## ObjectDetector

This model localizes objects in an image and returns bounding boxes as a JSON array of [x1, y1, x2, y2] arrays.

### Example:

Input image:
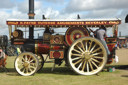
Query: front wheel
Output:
[[14, 52, 39, 76], [68, 37, 107, 75]]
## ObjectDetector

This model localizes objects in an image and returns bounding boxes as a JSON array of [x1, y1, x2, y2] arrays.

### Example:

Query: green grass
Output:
[[0, 57, 128, 85]]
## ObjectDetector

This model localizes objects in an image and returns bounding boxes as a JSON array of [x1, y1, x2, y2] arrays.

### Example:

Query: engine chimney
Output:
[[28, 0, 35, 39], [125, 14, 128, 23]]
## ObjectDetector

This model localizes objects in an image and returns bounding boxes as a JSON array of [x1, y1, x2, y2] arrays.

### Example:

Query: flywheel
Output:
[[65, 27, 89, 46]]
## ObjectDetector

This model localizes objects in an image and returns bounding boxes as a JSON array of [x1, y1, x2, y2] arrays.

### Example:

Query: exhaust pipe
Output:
[[28, 0, 35, 39]]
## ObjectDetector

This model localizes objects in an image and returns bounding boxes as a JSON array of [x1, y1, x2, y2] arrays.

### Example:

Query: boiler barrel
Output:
[[23, 41, 50, 54]]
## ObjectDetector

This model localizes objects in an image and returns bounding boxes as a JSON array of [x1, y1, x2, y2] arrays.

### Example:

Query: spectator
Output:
[[89, 25, 110, 55]]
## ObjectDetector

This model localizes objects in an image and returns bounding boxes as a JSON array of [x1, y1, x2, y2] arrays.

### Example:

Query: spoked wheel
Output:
[[68, 37, 107, 75], [37, 54, 44, 71], [15, 52, 39, 76]]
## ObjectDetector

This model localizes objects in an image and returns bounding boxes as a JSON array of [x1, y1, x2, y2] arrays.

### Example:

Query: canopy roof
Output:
[[7, 18, 121, 27]]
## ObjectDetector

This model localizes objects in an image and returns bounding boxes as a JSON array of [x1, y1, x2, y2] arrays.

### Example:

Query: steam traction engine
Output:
[[6, 18, 121, 76]]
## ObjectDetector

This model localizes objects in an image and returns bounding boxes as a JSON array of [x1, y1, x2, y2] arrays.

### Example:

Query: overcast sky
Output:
[[0, 0, 128, 37]]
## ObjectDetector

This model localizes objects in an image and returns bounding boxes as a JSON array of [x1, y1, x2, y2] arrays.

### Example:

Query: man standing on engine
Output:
[[89, 25, 110, 55], [96, 25, 110, 55]]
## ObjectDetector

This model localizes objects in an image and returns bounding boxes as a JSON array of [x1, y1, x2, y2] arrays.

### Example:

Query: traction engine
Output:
[[5, 0, 121, 76], [6, 18, 121, 76]]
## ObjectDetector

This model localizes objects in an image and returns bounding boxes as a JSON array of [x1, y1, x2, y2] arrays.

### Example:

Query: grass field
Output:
[[0, 49, 128, 85]]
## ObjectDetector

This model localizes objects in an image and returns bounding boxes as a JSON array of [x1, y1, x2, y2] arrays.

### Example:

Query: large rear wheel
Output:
[[68, 37, 107, 75], [15, 52, 39, 76]]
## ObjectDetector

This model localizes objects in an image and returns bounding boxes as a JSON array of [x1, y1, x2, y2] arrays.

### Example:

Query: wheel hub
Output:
[[23, 62, 29, 67], [82, 52, 91, 61]]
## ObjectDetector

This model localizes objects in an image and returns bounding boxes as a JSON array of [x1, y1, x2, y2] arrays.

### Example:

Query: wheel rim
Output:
[[68, 37, 107, 75], [15, 52, 39, 76], [37, 54, 44, 71]]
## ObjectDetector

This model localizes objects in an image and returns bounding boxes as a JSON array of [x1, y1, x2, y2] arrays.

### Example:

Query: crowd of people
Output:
[[116, 41, 128, 49]]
